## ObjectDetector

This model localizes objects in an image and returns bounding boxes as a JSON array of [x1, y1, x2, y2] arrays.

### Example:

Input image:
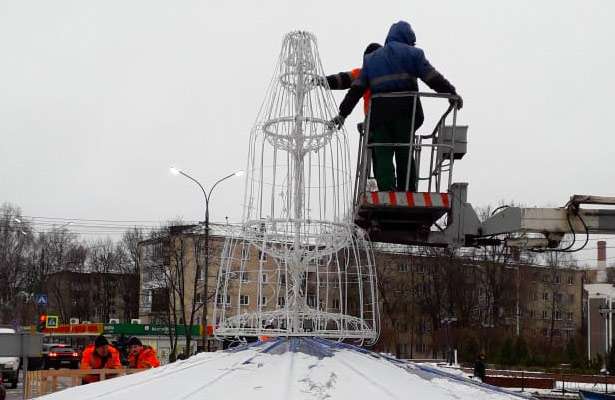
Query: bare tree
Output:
[[0, 203, 32, 323]]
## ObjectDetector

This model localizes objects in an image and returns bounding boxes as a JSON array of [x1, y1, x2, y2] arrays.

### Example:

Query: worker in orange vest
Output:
[[80, 335, 122, 384], [127, 337, 161, 369], [315, 43, 382, 192], [315, 43, 381, 121]]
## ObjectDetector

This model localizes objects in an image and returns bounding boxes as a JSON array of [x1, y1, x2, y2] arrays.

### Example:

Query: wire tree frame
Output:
[[213, 31, 379, 344]]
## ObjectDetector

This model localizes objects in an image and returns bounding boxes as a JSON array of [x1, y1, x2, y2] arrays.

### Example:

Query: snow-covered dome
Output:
[[36, 338, 529, 400]]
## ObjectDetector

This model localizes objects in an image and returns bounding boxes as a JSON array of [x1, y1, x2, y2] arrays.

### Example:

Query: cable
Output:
[[490, 205, 510, 216]]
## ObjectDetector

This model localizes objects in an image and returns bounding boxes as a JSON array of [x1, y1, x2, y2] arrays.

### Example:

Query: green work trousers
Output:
[[371, 117, 417, 192]]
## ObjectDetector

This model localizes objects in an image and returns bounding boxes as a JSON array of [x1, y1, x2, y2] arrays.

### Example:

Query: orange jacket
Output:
[[327, 68, 371, 116], [128, 346, 160, 369], [80, 344, 122, 383], [349, 68, 371, 116]]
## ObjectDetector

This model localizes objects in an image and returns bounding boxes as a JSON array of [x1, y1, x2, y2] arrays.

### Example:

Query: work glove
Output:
[[449, 94, 463, 110], [310, 75, 327, 87], [330, 114, 345, 130]]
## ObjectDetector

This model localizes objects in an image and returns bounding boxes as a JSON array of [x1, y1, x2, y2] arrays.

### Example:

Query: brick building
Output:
[[137, 228, 590, 360], [44, 270, 139, 324], [370, 247, 589, 360]]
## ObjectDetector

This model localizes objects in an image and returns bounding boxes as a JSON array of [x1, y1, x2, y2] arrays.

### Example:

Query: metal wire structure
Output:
[[213, 31, 379, 344]]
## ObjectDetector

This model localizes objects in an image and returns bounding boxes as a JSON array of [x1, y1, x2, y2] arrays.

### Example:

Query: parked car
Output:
[[41, 344, 80, 370], [0, 328, 20, 389]]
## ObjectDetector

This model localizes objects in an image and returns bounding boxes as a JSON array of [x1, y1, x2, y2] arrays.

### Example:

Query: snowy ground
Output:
[[35, 338, 531, 400]]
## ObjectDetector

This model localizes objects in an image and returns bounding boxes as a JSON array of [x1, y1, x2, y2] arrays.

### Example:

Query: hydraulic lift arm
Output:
[[475, 195, 615, 249]]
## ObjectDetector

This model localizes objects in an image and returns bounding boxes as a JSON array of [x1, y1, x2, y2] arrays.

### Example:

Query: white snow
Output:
[[36, 338, 529, 400]]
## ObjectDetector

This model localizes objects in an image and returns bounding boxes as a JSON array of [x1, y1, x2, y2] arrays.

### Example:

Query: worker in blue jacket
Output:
[[332, 21, 462, 192]]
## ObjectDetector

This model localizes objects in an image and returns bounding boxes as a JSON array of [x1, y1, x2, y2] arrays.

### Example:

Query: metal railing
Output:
[[353, 91, 461, 207]]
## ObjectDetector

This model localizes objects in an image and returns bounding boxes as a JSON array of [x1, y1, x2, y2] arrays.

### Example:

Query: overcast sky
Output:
[[1, 1, 614, 264]]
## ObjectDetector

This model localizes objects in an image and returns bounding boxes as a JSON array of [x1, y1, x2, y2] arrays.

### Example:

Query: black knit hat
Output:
[[364, 42, 382, 55], [94, 335, 109, 348], [127, 336, 142, 347]]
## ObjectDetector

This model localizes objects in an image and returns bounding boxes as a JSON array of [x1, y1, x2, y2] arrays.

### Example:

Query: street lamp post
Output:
[[170, 167, 243, 351]]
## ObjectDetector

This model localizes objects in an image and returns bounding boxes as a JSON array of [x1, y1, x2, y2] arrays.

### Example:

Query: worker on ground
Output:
[[80, 334, 122, 384], [331, 21, 463, 192], [127, 337, 161, 369], [473, 353, 486, 382]]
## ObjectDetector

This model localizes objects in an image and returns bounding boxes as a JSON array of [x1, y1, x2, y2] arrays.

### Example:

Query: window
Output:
[[415, 342, 427, 353], [307, 294, 316, 307], [240, 271, 250, 283], [565, 329, 574, 338], [278, 296, 285, 306], [542, 310, 549, 319], [542, 274, 550, 283], [554, 275, 561, 284], [280, 273, 286, 285], [567, 311, 574, 321], [567, 275, 574, 285], [554, 293, 562, 302], [261, 296, 267, 306], [217, 294, 230, 305], [398, 263, 408, 272], [568, 293, 575, 304], [258, 250, 267, 261], [542, 328, 549, 337], [333, 298, 340, 310], [542, 292, 549, 301], [529, 291, 537, 301], [555, 310, 562, 320], [241, 247, 250, 260], [418, 319, 429, 334], [240, 295, 249, 306], [195, 292, 203, 304], [553, 329, 561, 337], [261, 273, 268, 283], [396, 343, 408, 357], [416, 264, 424, 274], [529, 309, 536, 319]]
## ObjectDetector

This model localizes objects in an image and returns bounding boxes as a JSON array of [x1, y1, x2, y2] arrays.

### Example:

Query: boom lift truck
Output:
[[353, 92, 615, 249]]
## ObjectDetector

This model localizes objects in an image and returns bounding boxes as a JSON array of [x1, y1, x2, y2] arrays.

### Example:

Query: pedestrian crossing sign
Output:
[[46, 315, 59, 329]]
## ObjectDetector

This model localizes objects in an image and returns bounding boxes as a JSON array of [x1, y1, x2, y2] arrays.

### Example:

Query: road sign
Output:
[[45, 315, 59, 329], [35, 294, 48, 306]]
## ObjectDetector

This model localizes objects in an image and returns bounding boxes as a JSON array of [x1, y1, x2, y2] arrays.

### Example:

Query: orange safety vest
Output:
[[128, 346, 161, 369], [350, 68, 371, 115], [80, 344, 122, 383]]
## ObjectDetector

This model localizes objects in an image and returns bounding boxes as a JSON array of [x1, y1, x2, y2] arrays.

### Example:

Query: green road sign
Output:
[[103, 323, 201, 337]]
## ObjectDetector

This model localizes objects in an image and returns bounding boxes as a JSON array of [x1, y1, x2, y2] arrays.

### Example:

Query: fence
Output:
[[25, 368, 144, 398], [460, 367, 615, 394]]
